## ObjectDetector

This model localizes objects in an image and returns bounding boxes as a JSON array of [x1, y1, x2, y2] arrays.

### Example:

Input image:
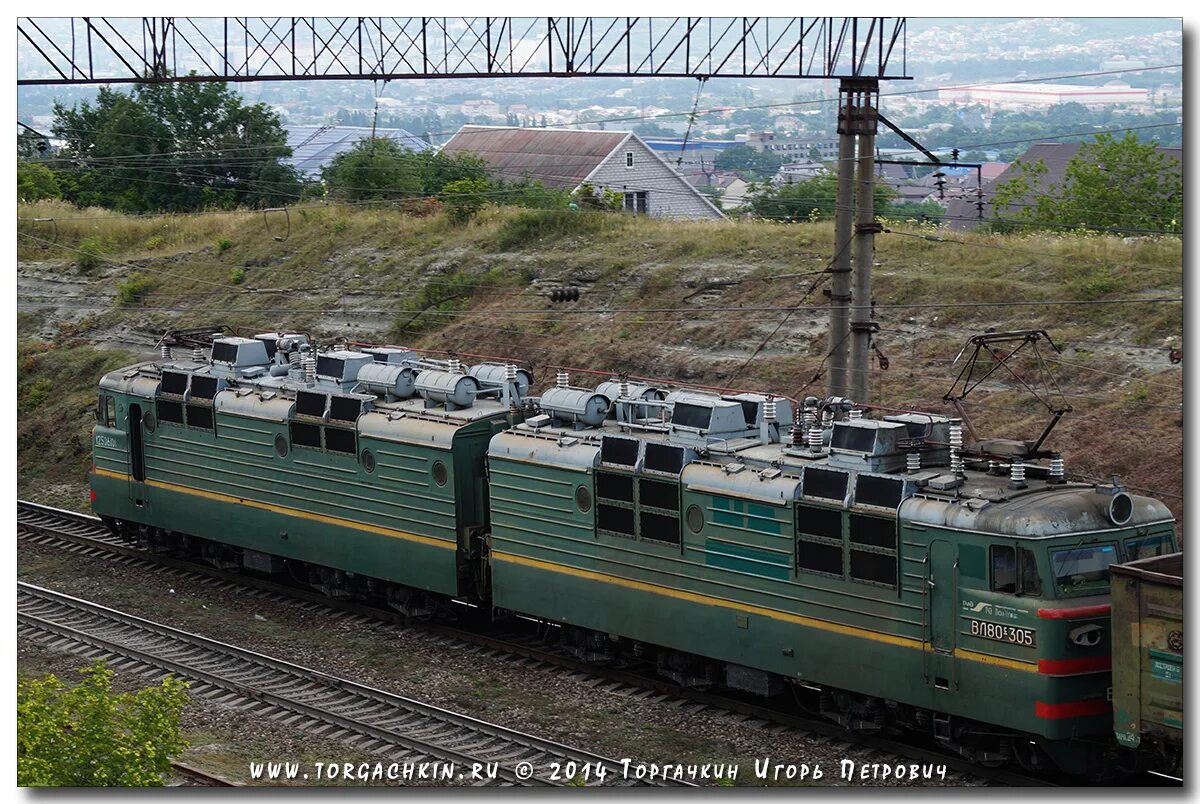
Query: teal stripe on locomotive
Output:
[[92, 392, 500, 598]]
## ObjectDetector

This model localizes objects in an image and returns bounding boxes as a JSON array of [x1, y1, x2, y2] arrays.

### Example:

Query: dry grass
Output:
[[16, 201, 1183, 520]]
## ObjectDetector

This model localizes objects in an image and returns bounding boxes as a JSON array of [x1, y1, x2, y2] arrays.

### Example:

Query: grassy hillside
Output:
[[17, 200, 1183, 520]]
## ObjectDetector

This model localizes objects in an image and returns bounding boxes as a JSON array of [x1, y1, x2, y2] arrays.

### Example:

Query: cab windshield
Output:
[[1124, 533, 1174, 561], [1050, 542, 1118, 591]]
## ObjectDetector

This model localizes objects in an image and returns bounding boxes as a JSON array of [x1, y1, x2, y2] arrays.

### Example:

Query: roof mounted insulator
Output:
[[1009, 461, 1027, 490], [1048, 453, 1065, 484], [807, 422, 824, 450], [764, 396, 777, 423], [556, 370, 569, 389], [848, 407, 863, 420], [907, 451, 921, 473], [192, 346, 204, 362], [160, 344, 171, 361], [449, 358, 463, 374], [304, 354, 317, 385], [949, 419, 964, 478]]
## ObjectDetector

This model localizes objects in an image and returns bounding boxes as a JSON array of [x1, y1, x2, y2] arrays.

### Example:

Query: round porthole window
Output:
[[274, 433, 289, 458], [686, 504, 704, 534], [361, 448, 376, 473], [432, 461, 448, 487], [575, 486, 593, 513], [143, 412, 157, 433]]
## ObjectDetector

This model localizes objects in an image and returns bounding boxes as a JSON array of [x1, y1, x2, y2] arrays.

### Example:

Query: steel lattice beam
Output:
[[17, 17, 909, 85]]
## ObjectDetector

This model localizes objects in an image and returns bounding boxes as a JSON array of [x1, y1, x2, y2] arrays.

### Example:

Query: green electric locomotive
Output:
[[90, 330, 1179, 779]]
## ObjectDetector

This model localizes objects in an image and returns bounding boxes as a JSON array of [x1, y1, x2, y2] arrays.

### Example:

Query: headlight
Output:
[[1069, 624, 1103, 647]]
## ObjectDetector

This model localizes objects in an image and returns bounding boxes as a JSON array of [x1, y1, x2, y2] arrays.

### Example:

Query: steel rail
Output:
[[17, 575, 684, 788]]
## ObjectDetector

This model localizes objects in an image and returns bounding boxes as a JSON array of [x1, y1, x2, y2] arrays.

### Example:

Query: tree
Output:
[[633, 120, 680, 138], [990, 132, 1182, 233], [321, 139, 491, 202], [17, 162, 61, 202], [321, 138, 423, 201], [748, 172, 895, 222], [50, 80, 304, 212], [18, 661, 189, 786]]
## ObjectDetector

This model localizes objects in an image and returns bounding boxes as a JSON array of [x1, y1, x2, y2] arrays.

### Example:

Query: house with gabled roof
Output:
[[439, 125, 724, 220], [943, 142, 1182, 230]]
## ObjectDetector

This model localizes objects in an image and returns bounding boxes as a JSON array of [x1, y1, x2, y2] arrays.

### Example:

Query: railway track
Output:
[[18, 500, 1052, 787], [17, 580, 686, 788]]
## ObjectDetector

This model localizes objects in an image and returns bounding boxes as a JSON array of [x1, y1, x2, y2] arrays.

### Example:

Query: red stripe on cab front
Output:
[[1037, 656, 1112, 675], [1037, 604, 1111, 620], [1035, 699, 1112, 719]]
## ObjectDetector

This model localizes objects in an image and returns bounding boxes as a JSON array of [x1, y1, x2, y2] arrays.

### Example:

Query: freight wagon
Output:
[[1111, 551, 1183, 774]]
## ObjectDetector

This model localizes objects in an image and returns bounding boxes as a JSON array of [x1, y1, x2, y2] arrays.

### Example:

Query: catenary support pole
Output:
[[849, 97, 878, 405], [827, 83, 856, 400]]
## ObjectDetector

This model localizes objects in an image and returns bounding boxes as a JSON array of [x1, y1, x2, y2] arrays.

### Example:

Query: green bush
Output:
[[22, 377, 53, 411], [115, 272, 157, 305], [18, 660, 189, 786], [230, 267, 246, 285], [441, 178, 491, 225], [76, 236, 110, 273], [494, 208, 620, 250], [216, 237, 234, 253]]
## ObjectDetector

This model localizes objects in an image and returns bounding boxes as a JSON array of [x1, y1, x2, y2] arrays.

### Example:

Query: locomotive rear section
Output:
[[89, 329, 1181, 782], [91, 332, 523, 614]]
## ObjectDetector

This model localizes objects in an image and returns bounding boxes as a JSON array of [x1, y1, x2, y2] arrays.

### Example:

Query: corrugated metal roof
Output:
[[438, 126, 629, 188], [285, 125, 429, 177]]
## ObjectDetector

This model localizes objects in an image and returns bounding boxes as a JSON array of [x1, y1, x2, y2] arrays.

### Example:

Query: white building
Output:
[[937, 82, 1150, 110], [439, 126, 724, 220]]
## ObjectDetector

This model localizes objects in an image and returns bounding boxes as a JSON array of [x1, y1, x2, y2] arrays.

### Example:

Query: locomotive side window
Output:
[[1019, 548, 1043, 596], [990, 545, 1017, 593], [97, 394, 116, 427]]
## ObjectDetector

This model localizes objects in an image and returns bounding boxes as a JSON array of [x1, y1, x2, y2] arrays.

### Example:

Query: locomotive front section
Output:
[[900, 473, 1175, 769]]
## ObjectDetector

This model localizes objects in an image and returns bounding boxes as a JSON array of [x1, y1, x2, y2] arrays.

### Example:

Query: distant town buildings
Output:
[[775, 160, 826, 184], [459, 99, 503, 119], [937, 81, 1150, 110]]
